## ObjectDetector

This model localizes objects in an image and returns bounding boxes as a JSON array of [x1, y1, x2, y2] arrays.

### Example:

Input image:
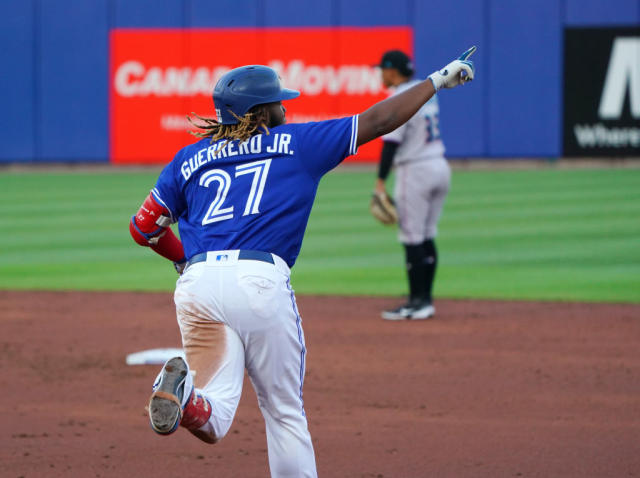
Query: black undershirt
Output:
[[377, 141, 399, 181]]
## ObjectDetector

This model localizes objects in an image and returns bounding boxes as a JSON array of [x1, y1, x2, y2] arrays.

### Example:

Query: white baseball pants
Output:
[[173, 250, 317, 478], [394, 157, 451, 244]]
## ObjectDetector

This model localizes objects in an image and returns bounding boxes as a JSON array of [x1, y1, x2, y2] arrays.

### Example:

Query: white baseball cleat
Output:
[[381, 301, 435, 320], [381, 303, 414, 320], [148, 356, 189, 435], [409, 303, 435, 320], [148, 356, 213, 438]]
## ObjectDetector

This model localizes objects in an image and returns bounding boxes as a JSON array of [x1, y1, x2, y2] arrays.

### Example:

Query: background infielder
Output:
[[129, 47, 475, 477], [376, 50, 453, 321]]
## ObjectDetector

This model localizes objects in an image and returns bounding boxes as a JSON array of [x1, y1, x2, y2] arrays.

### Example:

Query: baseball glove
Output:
[[370, 191, 398, 225]]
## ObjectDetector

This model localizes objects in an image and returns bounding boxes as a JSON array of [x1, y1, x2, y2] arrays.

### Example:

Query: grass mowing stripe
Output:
[[1, 199, 141, 215], [1, 167, 639, 302], [447, 183, 639, 201], [441, 242, 637, 266], [444, 221, 639, 241], [437, 264, 640, 302], [292, 166, 640, 302], [446, 195, 640, 214]]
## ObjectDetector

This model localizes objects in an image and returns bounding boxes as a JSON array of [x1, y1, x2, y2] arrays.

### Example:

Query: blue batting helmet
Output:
[[213, 65, 300, 125]]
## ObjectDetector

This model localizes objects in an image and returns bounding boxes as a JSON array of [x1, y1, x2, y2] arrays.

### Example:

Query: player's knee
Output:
[[213, 417, 234, 440], [204, 397, 240, 441], [404, 243, 423, 262], [422, 238, 437, 255], [188, 423, 220, 444], [187, 405, 232, 443]]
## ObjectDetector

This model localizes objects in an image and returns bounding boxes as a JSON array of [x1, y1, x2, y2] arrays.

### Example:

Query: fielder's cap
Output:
[[378, 50, 414, 77]]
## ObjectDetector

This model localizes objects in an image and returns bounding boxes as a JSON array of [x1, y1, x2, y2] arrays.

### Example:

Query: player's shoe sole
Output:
[[148, 356, 188, 435]]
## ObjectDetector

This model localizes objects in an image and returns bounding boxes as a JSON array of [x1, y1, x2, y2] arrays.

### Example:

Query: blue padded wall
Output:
[[188, 0, 261, 27], [414, 0, 486, 156], [488, 0, 563, 157], [0, 0, 36, 161], [263, 0, 334, 26], [113, 0, 185, 28], [565, 0, 640, 26], [338, 0, 412, 25], [39, 0, 110, 161], [1, 0, 638, 162]]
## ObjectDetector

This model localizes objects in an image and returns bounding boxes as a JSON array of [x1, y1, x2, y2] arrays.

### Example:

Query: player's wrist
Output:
[[427, 74, 442, 92], [173, 257, 187, 275]]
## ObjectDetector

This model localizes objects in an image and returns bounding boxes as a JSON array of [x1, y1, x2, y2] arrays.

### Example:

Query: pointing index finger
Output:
[[458, 45, 477, 61]]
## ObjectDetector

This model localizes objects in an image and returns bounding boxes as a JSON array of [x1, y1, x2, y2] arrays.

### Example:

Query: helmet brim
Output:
[[278, 88, 300, 101]]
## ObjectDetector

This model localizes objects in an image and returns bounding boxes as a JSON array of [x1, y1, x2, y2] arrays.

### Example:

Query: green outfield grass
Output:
[[1, 165, 639, 303]]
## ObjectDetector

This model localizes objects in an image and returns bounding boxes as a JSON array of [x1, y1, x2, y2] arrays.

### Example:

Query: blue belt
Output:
[[186, 250, 275, 269]]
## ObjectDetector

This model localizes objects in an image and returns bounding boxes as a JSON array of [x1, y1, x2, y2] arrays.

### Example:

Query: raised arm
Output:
[[357, 46, 477, 147]]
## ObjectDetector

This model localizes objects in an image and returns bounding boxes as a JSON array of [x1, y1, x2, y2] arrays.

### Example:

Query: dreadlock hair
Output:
[[187, 104, 271, 144]]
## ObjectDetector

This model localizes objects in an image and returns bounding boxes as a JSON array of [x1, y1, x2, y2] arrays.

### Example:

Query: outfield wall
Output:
[[1, 0, 639, 163]]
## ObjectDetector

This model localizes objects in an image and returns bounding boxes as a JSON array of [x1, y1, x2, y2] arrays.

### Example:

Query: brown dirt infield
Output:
[[2, 291, 639, 478]]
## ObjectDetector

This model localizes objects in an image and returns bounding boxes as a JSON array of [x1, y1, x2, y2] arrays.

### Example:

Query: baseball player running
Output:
[[129, 47, 475, 477], [376, 50, 454, 321]]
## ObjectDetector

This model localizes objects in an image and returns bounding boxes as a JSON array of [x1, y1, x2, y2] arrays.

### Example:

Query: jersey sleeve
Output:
[[294, 116, 359, 180], [151, 157, 186, 223]]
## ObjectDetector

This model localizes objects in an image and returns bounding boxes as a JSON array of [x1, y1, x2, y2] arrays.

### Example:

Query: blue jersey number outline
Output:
[[199, 159, 272, 225], [425, 113, 441, 143]]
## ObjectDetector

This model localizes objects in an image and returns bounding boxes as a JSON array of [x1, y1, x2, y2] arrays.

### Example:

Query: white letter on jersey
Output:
[[278, 134, 292, 154], [238, 139, 250, 155], [599, 37, 640, 119], [266, 134, 279, 153], [250, 135, 262, 154], [181, 161, 191, 181]]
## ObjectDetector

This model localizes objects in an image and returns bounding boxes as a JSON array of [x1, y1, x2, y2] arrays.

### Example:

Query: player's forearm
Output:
[[150, 228, 185, 263], [357, 79, 435, 146], [129, 192, 186, 267], [358, 46, 477, 147]]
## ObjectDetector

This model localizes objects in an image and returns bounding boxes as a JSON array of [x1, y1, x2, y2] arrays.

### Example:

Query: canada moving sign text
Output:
[[110, 28, 412, 164]]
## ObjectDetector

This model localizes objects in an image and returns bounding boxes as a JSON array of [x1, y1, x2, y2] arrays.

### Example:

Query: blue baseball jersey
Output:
[[152, 116, 359, 267]]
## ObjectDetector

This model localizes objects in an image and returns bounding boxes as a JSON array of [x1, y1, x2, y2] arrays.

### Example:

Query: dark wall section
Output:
[[1, 0, 638, 162]]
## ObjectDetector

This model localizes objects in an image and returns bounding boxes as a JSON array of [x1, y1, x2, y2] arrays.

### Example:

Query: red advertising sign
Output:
[[110, 27, 412, 164]]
